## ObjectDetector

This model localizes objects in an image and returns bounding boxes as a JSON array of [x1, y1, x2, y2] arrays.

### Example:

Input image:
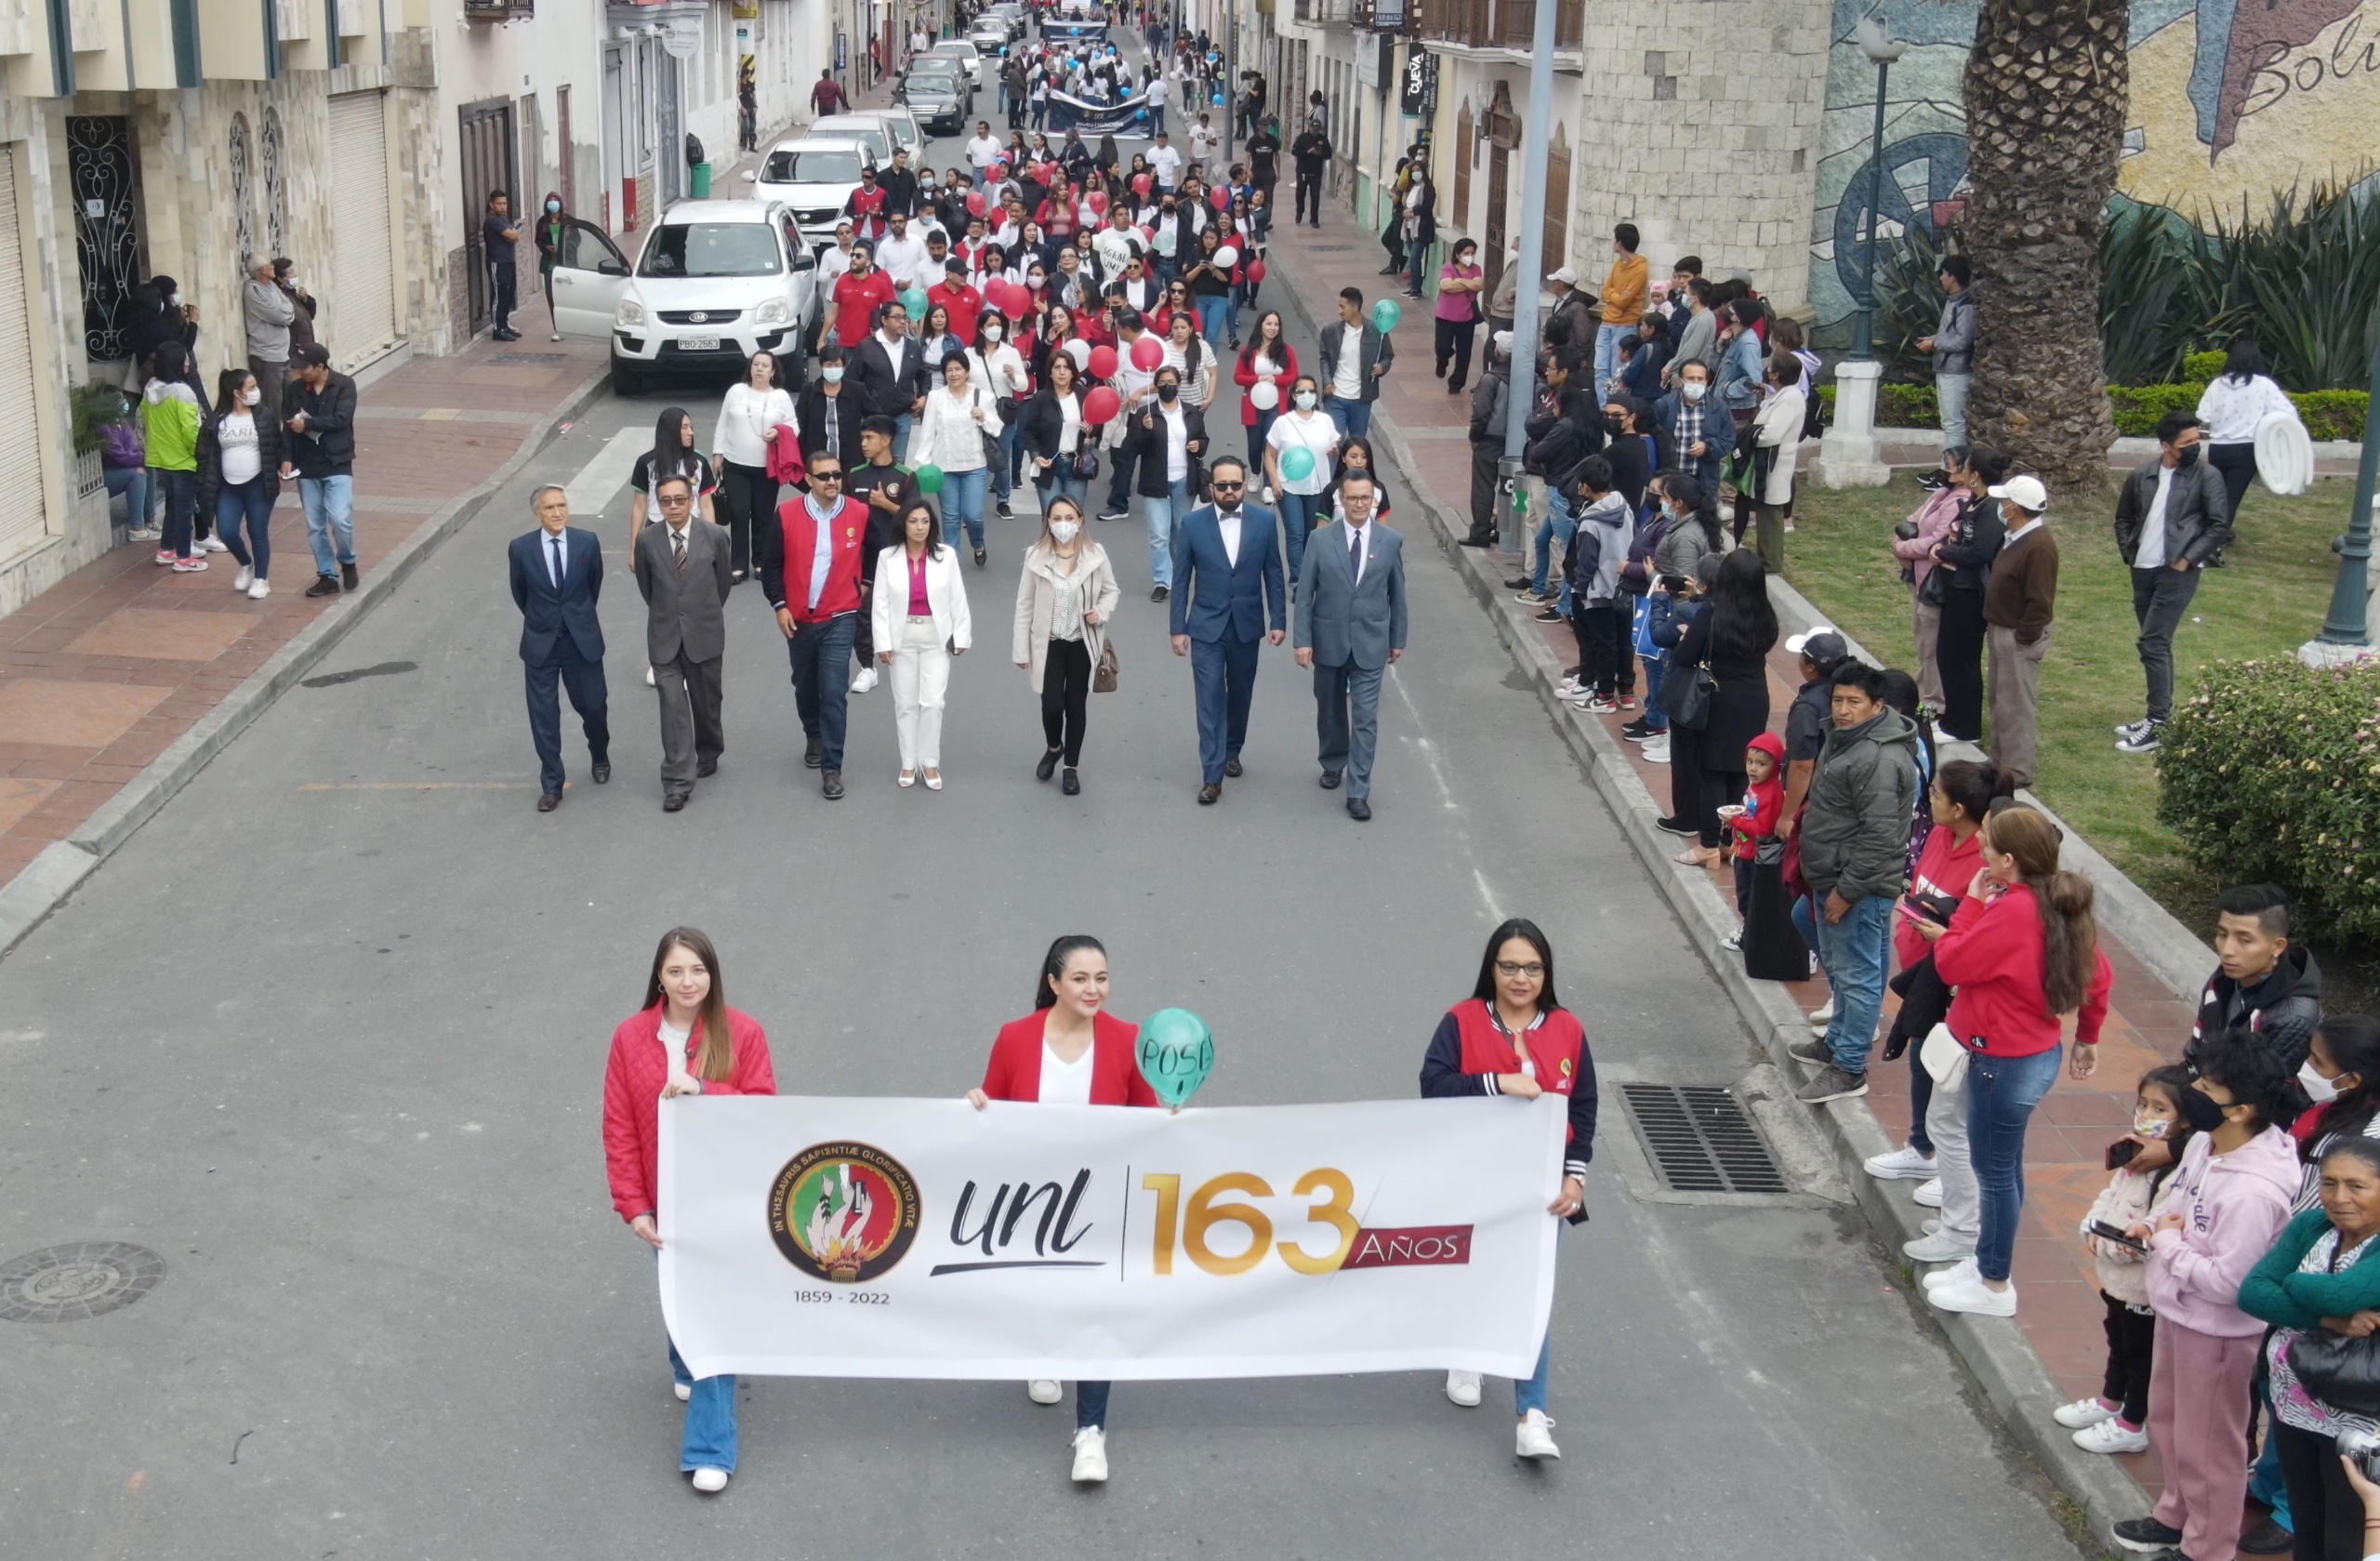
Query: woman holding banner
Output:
[[1419, 918, 1597, 1461], [967, 933, 1157, 1481], [600, 927, 777, 1496]]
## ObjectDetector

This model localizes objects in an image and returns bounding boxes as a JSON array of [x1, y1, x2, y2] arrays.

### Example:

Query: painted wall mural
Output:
[[1808, 0, 2380, 336]]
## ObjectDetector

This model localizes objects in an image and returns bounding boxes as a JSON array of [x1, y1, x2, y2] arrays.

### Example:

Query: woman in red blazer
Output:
[[600, 926, 775, 1497], [967, 933, 1155, 1484]]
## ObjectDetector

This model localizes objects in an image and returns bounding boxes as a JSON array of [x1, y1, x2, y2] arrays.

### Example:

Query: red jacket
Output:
[[981, 1009, 1159, 1106], [601, 1003, 776, 1223], [1894, 821, 1985, 969], [1232, 341, 1300, 427], [1932, 882, 2113, 1057], [769, 494, 868, 623]]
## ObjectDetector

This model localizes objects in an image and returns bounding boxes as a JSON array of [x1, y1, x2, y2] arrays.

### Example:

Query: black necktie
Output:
[[549, 535, 564, 589]]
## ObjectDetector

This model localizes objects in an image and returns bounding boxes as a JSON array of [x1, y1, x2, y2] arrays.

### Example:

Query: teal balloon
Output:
[[900, 286, 929, 318], [1136, 1009, 1214, 1108], [914, 462, 945, 496], [1278, 445, 1316, 483], [1369, 298, 1403, 334]]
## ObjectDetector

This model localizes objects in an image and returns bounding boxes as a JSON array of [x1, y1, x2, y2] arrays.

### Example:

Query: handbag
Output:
[[1661, 664, 1715, 731], [1918, 561, 1950, 607], [1919, 1023, 1970, 1090], [2289, 1323, 2380, 1417], [996, 395, 1020, 426], [1092, 636, 1119, 693], [1072, 447, 1101, 481]]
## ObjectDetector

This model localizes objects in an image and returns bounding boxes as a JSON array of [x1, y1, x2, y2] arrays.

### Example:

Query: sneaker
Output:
[[340, 562, 358, 590], [1151, 585, 1169, 602], [305, 574, 341, 598], [1639, 736, 1669, 764], [247, 578, 271, 601], [155, 549, 177, 565], [1532, 606, 1565, 624], [1928, 1274, 2016, 1317], [1027, 1379, 1063, 1405], [1864, 1145, 1937, 1182], [1618, 695, 1638, 711], [126, 526, 160, 542], [1097, 508, 1130, 523], [1795, 1065, 1869, 1105], [1445, 1369, 1481, 1408], [1911, 1177, 1945, 1209], [1071, 1425, 1109, 1482], [973, 547, 987, 568], [645, 665, 657, 688], [850, 664, 879, 695], [2116, 722, 2163, 756], [1922, 1255, 1977, 1290], [1786, 1038, 1832, 1065], [171, 556, 208, 573], [1514, 1409, 1560, 1460], [997, 499, 1014, 519], [1721, 931, 1742, 953], [1902, 1229, 1975, 1263], [1921, 1218, 1941, 1234], [1915, 470, 1950, 492], [199, 535, 229, 552], [1514, 586, 1552, 603], [2053, 1396, 2121, 1430], [1808, 998, 1835, 1029], [232, 564, 254, 593], [1620, 718, 1653, 741], [1654, 815, 1698, 838], [1504, 575, 1533, 590], [2114, 717, 2153, 739], [1574, 694, 1620, 714], [674, 1382, 692, 1402], [1556, 674, 1584, 696], [2110, 1517, 2185, 1553], [689, 1466, 729, 1493]]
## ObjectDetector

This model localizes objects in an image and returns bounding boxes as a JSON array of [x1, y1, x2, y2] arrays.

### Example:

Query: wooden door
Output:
[[459, 99, 519, 333]]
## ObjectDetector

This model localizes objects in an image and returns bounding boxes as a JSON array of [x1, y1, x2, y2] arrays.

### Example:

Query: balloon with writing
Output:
[[1136, 1009, 1214, 1109]]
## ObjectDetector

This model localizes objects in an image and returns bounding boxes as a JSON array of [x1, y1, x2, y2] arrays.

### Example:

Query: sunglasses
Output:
[[1210, 480, 1244, 491]]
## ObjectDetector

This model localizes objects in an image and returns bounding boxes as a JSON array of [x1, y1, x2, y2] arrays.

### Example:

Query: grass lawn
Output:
[[1780, 470, 2361, 986]]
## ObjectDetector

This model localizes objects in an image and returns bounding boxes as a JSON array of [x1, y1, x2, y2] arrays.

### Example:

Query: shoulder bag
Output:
[[1660, 661, 1715, 731], [2289, 1315, 2380, 1418], [1093, 636, 1120, 693]]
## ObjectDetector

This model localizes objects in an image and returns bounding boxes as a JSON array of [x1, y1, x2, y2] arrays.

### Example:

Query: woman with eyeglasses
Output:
[[1420, 918, 1596, 1461]]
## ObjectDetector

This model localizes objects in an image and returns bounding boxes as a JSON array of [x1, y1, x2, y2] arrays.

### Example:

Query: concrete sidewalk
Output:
[[1260, 215, 2204, 1528]]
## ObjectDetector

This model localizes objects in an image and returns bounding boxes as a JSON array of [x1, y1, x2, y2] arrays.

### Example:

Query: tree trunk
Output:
[[1961, 0, 2127, 496]]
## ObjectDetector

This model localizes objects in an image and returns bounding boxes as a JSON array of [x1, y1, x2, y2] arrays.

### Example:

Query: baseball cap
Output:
[[1786, 628, 1846, 665], [1548, 266, 1579, 285], [945, 257, 968, 273], [1988, 474, 2049, 513], [298, 343, 332, 367]]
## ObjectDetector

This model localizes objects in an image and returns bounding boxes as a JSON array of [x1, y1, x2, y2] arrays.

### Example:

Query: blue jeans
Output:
[[1791, 891, 1892, 1075], [1529, 492, 1575, 613], [1036, 468, 1088, 509], [104, 464, 154, 529], [785, 610, 858, 772], [892, 412, 916, 463], [989, 421, 1021, 502], [298, 474, 355, 577], [1195, 295, 1230, 350], [665, 1325, 736, 1472], [1078, 1380, 1110, 1429], [1967, 1044, 2062, 1284], [939, 466, 988, 548], [1639, 657, 1668, 732], [1594, 321, 1628, 398], [1325, 395, 1371, 441], [1245, 409, 1277, 476], [152, 468, 197, 559], [1142, 479, 1191, 589], [1276, 489, 1319, 591], [214, 477, 273, 576], [1514, 1331, 1553, 1417]]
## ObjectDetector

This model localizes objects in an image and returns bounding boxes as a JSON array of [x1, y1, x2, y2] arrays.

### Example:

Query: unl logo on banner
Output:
[[1341, 1225, 1473, 1270]]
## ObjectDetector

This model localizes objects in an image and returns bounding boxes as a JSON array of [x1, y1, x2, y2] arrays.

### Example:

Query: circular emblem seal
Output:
[[768, 1142, 920, 1283]]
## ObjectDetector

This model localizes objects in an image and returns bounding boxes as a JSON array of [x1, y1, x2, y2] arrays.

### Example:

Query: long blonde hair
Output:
[[642, 927, 734, 1082]]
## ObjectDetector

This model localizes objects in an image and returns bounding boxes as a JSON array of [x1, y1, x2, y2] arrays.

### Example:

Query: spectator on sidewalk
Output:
[[99, 390, 156, 539], [1518, 379, 1600, 624], [1616, 320, 1668, 403], [273, 258, 319, 362], [1980, 473, 2056, 789], [2112, 409, 2232, 756], [1317, 287, 1393, 442], [1715, 299, 1765, 427], [1662, 257, 1703, 355], [810, 69, 846, 118], [242, 254, 297, 419], [142, 343, 205, 572], [1656, 549, 1776, 857], [1661, 278, 1719, 390], [2186, 884, 2324, 1075], [1289, 123, 1331, 228], [1487, 238, 1521, 338], [1790, 659, 1922, 1106], [1657, 359, 1723, 496], [196, 366, 281, 601], [483, 191, 522, 343], [1561, 456, 1632, 714], [1594, 224, 1649, 397], [1891, 468, 1964, 710], [1777, 628, 1844, 840], [1929, 444, 2007, 741], [281, 343, 361, 598], [1746, 353, 1805, 570], [1434, 238, 1485, 396], [1916, 256, 1975, 452], [1543, 268, 1593, 355], [1463, 331, 1512, 549]]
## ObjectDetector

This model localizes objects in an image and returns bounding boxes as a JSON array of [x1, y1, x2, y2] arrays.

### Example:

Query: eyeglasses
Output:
[[1210, 480, 1243, 491], [1495, 960, 1546, 979], [810, 469, 844, 481]]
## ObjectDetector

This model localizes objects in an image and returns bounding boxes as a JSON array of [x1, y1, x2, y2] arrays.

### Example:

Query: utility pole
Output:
[[1494, 0, 1558, 543]]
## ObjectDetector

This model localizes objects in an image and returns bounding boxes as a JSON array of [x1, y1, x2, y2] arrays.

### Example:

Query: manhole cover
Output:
[[0, 1242, 166, 1322], [1620, 1084, 1789, 1194]]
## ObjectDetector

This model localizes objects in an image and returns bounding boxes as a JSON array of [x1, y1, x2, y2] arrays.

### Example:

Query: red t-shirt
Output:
[[831, 268, 897, 350], [929, 282, 984, 348]]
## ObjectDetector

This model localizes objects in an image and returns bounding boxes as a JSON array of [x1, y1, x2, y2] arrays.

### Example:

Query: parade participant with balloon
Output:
[[1419, 918, 1595, 1461], [1317, 286, 1398, 441], [967, 933, 1158, 1478], [1186, 226, 1236, 349], [906, 351, 1000, 567], [1233, 311, 1297, 484], [1163, 308, 1217, 411], [1024, 349, 1094, 509], [1265, 373, 1340, 588]]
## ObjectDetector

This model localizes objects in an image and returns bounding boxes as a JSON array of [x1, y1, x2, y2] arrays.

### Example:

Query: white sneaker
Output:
[[1864, 1144, 1937, 1182], [1921, 1218, 1941, 1235], [1928, 1275, 2017, 1317], [2073, 1417, 2149, 1454], [1028, 1379, 1063, 1405], [1808, 999, 1835, 1031], [2053, 1396, 2120, 1430], [1514, 1409, 1560, 1460], [1071, 1425, 1109, 1482], [248, 578, 271, 601], [199, 535, 229, 552], [171, 556, 209, 573], [1903, 1229, 1976, 1263], [1445, 1369, 1482, 1408], [1922, 1255, 1977, 1290], [674, 1382, 691, 1402], [232, 564, 254, 593], [1639, 736, 1670, 764], [126, 525, 160, 542], [645, 665, 656, 687], [1911, 1177, 1945, 1209], [850, 665, 879, 694], [689, 1466, 729, 1493]]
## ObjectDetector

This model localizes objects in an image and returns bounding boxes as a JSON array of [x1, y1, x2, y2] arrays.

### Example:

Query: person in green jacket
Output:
[[2241, 1138, 2380, 1561], [142, 340, 205, 571]]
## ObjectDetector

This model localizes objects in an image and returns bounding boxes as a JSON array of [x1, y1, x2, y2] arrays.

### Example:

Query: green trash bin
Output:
[[689, 162, 712, 199]]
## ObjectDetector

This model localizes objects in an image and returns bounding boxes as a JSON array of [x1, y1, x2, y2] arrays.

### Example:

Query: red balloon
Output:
[[997, 281, 1031, 319], [1130, 335, 1164, 371], [1210, 186, 1231, 212], [1247, 259, 1266, 284], [1088, 344, 1119, 378], [966, 191, 986, 217], [1082, 386, 1121, 424], [1131, 172, 1152, 196], [1088, 190, 1109, 214]]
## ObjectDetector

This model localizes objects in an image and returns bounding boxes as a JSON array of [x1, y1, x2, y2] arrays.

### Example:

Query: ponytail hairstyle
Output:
[[1035, 933, 1108, 1010], [2304, 1014, 2380, 1159], [1662, 472, 1725, 552], [1933, 758, 2012, 828], [642, 926, 735, 1083], [1981, 806, 2098, 1016]]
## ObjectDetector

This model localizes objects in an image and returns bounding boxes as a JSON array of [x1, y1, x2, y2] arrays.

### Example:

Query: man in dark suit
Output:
[[507, 484, 611, 812], [1295, 470, 1407, 821], [632, 474, 734, 813], [1169, 455, 1284, 804]]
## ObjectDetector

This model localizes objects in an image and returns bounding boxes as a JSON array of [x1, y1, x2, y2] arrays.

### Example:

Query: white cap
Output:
[[1988, 474, 2049, 514], [1492, 329, 1514, 356], [1548, 267, 1579, 285]]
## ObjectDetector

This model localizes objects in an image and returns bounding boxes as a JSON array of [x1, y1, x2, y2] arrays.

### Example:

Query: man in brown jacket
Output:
[[1981, 474, 2057, 787]]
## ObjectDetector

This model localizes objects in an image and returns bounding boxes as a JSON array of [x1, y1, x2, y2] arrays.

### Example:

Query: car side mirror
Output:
[[741, 170, 758, 183], [792, 250, 816, 271], [598, 259, 629, 278]]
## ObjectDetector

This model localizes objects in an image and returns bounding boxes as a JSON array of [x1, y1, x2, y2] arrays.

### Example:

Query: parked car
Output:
[[868, 107, 924, 162], [929, 37, 985, 87], [547, 200, 820, 396], [897, 60, 972, 135], [967, 21, 1008, 56], [808, 113, 893, 169], [749, 139, 875, 249]]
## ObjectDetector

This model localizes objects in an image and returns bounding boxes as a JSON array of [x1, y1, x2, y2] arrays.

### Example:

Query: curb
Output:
[[0, 364, 613, 961], [1268, 277, 2151, 1533]]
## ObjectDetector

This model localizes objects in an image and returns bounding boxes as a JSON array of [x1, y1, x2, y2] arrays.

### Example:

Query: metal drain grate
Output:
[[1620, 1084, 1789, 1194], [0, 1242, 166, 1323]]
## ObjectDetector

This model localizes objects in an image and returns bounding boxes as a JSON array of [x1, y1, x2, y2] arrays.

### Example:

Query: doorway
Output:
[[458, 98, 520, 335], [66, 115, 142, 365]]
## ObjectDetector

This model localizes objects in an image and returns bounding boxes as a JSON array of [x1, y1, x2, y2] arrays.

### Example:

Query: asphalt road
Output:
[[0, 102, 2086, 1561]]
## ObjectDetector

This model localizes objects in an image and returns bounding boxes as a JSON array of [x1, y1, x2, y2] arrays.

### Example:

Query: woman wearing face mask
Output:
[[871, 498, 972, 789], [533, 192, 571, 343], [1434, 237, 1484, 394], [972, 315, 1031, 520], [907, 353, 999, 567], [1264, 374, 1339, 589], [1012, 495, 1117, 794], [709, 351, 796, 583], [600, 926, 776, 1497], [1233, 311, 1297, 487], [1162, 309, 1216, 412], [195, 368, 283, 600]]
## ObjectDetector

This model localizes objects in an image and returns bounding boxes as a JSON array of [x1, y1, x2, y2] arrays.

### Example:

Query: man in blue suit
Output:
[[1295, 470, 1407, 820], [1169, 456, 1284, 804], [508, 484, 611, 812]]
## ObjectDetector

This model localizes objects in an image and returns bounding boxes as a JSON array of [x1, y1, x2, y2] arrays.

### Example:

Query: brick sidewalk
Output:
[[0, 340, 605, 886], [1260, 216, 2190, 1502]]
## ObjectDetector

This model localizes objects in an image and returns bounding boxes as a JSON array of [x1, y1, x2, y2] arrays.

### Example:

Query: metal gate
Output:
[[458, 98, 519, 334], [66, 115, 141, 363]]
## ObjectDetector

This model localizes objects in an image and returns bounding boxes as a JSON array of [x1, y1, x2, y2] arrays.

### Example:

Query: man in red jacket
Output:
[[761, 448, 870, 798]]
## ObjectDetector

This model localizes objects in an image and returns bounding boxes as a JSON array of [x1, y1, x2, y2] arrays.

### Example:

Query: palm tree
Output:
[[1959, 0, 2128, 493]]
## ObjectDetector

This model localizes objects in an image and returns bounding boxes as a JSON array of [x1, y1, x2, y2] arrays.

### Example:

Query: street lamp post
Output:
[[2307, 326, 2380, 660], [1815, 10, 1908, 490]]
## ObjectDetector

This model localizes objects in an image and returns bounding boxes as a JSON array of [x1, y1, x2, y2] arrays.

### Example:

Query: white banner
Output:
[[658, 1095, 1564, 1382]]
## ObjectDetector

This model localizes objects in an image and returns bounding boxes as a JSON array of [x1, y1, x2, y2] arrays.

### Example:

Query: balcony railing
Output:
[[461, 0, 533, 19], [1421, 0, 1579, 49]]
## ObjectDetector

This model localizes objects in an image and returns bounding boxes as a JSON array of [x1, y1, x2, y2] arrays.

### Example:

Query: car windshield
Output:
[[909, 66, 962, 87], [763, 147, 863, 183], [639, 223, 782, 279]]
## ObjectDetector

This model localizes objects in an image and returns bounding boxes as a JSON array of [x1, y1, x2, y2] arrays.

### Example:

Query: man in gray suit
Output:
[[1294, 470, 1407, 821], [632, 473, 734, 813]]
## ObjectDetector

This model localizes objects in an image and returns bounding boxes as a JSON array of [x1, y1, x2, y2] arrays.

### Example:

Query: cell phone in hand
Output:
[[2088, 1218, 2149, 1253], [1895, 899, 1940, 927], [2105, 1138, 2141, 1171]]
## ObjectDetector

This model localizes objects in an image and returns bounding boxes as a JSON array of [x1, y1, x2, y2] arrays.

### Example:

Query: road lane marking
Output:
[[566, 427, 648, 519], [296, 783, 541, 791]]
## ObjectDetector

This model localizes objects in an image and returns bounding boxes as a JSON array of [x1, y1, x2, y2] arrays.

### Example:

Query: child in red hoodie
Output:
[[1721, 733, 1785, 944]]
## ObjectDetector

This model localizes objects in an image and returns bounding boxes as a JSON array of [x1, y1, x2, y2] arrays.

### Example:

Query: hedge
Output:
[[2157, 657, 2380, 945], [1814, 378, 2365, 441]]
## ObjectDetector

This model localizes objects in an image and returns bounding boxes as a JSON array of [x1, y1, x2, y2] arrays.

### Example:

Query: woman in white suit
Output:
[[872, 498, 973, 790]]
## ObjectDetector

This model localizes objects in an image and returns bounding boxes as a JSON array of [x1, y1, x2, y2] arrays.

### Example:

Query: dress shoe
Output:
[[1319, 769, 1342, 789], [1197, 783, 1221, 804], [696, 759, 717, 778], [1037, 748, 1062, 782], [2241, 1516, 2294, 1554], [1458, 534, 1492, 548], [822, 770, 844, 800], [536, 792, 561, 812], [1346, 797, 1371, 820], [804, 736, 823, 769], [1061, 768, 1079, 795], [663, 794, 688, 813], [591, 761, 611, 785], [340, 562, 358, 591], [1223, 755, 1242, 778]]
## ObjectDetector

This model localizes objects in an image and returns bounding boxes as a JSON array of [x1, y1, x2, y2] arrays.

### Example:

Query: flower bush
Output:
[[2157, 657, 2380, 943]]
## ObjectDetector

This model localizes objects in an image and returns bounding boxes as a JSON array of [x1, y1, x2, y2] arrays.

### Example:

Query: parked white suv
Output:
[[546, 200, 820, 396], [749, 139, 875, 249]]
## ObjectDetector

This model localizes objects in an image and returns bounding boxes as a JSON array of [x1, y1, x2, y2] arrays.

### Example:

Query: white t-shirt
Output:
[[1148, 144, 1182, 188], [966, 133, 1003, 171], [2136, 466, 2175, 570], [876, 232, 931, 289], [817, 243, 854, 290], [1159, 403, 1190, 483], [1329, 334, 1364, 401], [1267, 410, 1338, 496], [1038, 1039, 1094, 1105], [1146, 75, 1171, 109], [218, 411, 262, 486]]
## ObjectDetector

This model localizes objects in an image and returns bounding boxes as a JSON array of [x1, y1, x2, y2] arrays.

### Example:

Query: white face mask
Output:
[[169, 292, 183, 308], [985, 324, 1003, 341], [1682, 381, 1708, 403], [1048, 519, 1081, 544], [2301, 1060, 2345, 1106], [2134, 1112, 2174, 1139], [823, 365, 845, 384], [243, 387, 261, 407], [1294, 390, 1316, 410]]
